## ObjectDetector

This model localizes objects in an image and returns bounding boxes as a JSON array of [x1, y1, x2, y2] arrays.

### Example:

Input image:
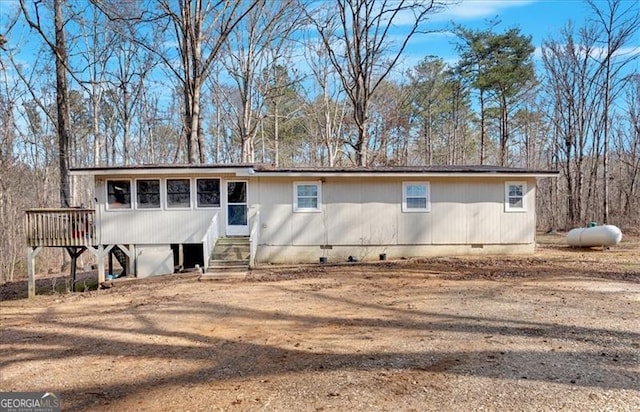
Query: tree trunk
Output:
[[602, 41, 612, 224], [189, 83, 201, 164], [55, 0, 71, 207], [500, 92, 508, 166], [479, 89, 485, 165], [274, 104, 280, 167], [92, 90, 101, 166], [354, 100, 367, 166]]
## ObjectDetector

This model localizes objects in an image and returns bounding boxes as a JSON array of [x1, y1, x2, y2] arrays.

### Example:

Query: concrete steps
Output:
[[207, 237, 249, 273]]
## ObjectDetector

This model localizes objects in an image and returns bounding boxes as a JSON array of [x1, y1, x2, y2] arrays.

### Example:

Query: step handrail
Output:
[[202, 214, 220, 272], [249, 209, 260, 268]]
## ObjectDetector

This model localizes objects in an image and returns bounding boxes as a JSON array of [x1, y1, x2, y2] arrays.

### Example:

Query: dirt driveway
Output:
[[1, 234, 639, 411]]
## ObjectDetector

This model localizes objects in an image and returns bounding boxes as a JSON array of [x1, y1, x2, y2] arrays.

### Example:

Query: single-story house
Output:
[[65, 163, 556, 278]]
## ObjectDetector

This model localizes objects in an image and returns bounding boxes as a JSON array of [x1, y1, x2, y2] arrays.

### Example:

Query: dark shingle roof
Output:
[[70, 163, 558, 176], [252, 164, 557, 174]]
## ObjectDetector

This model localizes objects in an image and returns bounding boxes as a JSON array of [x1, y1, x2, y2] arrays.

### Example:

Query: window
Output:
[[294, 182, 321, 212], [197, 178, 221, 208], [167, 178, 191, 208], [136, 179, 160, 209], [106, 180, 131, 210], [402, 182, 430, 212], [505, 182, 526, 212], [227, 181, 248, 226]]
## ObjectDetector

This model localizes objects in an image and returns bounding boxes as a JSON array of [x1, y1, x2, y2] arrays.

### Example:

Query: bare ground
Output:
[[1, 233, 639, 411]]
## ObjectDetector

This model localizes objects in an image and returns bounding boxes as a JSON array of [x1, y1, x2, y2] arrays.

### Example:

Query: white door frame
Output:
[[225, 180, 249, 236]]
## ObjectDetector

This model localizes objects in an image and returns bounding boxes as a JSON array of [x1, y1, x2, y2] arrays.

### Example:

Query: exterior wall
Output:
[[94, 172, 240, 245], [92, 171, 537, 267], [255, 176, 536, 263], [136, 245, 174, 278], [256, 243, 536, 264]]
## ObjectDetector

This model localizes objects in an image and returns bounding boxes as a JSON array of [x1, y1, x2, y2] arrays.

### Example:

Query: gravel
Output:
[[1, 236, 639, 411]]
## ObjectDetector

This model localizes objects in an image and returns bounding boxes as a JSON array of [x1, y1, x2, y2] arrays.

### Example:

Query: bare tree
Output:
[[617, 76, 640, 223], [110, 24, 158, 165], [0, 13, 64, 281], [155, 0, 258, 164], [74, 3, 117, 166], [303, 35, 348, 166], [542, 23, 605, 227], [586, 0, 639, 223], [0, 34, 21, 282], [20, 0, 73, 206], [220, 0, 303, 163], [367, 79, 413, 166], [307, 0, 447, 166]]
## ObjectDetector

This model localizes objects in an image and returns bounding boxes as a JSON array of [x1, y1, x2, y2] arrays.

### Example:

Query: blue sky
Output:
[[400, 0, 640, 68], [2, 0, 637, 69], [1, 0, 638, 96]]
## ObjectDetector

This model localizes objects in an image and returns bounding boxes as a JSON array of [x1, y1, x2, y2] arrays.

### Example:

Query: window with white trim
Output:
[[505, 181, 526, 212], [196, 178, 221, 208], [136, 179, 161, 209], [402, 182, 430, 212], [106, 180, 131, 210], [294, 182, 321, 212], [167, 178, 192, 208]]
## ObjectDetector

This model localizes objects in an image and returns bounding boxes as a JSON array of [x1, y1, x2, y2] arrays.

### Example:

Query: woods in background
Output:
[[1, 0, 639, 281]]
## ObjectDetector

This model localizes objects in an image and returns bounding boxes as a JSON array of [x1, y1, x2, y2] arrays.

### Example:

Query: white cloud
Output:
[[435, 0, 536, 21], [616, 45, 640, 58]]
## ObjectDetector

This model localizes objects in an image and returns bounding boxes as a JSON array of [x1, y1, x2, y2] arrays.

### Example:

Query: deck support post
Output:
[[65, 246, 87, 292], [27, 246, 43, 299], [108, 250, 114, 278], [88, 245, 114, 284]]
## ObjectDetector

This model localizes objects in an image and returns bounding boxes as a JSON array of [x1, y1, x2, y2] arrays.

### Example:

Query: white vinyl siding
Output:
[[97, 174, 247, 245]]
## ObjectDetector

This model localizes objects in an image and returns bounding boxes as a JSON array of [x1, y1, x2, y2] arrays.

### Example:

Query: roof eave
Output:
[[69, 165, 559, 178], [246, 171, 559, 178], [70, 165, 254, 177]]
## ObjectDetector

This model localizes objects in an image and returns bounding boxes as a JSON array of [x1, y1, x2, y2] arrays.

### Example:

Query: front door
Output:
[[226, 181, 248, 236]]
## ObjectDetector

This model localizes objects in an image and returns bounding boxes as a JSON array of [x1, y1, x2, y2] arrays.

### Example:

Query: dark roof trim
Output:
[[70, 163, 558, 177], [252, 164, 558, 175], [70, 163, 253, 172]]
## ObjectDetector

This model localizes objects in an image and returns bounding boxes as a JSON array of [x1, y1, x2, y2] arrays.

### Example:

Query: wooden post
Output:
[[128, 245, 135, 277], [65, 246, 87, 292], [108, 249, 114, 278], [88, 245, 114, 284], [27, 246, 43, 299]]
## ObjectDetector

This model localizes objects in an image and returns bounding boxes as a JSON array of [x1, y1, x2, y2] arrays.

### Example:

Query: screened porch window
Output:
[[107, 180, 131, 210], [196, 178, 221, 208], [136, 179, 161, 209], [167, 179, 191, 208]]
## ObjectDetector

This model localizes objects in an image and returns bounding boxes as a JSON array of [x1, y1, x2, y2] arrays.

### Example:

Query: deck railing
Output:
[[25, 208, 96, 247]]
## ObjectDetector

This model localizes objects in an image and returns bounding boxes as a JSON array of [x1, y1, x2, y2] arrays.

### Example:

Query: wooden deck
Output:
[[24, 208, 136, 298], [25, 208, 96, 247]]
